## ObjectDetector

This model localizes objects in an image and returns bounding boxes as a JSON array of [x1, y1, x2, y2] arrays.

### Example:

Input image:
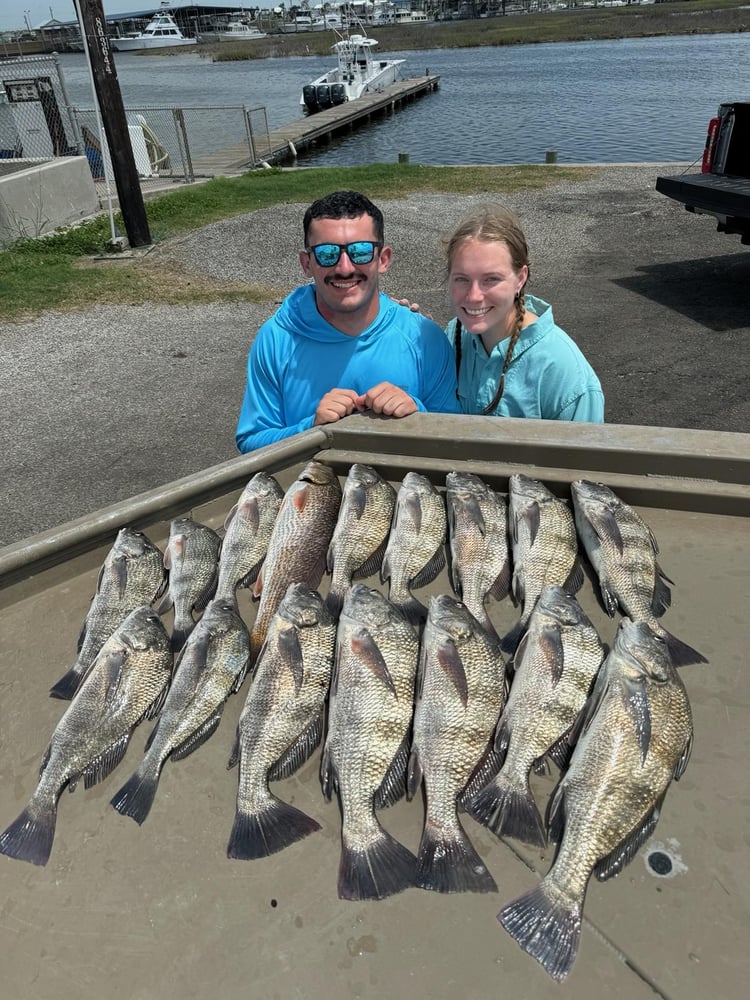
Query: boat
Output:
[[280, 15, 315, 33], [300, 30, 405, 115], [110, 8, 197, 51], [393, 9, 432, 23], [197, 20, 267, 43]]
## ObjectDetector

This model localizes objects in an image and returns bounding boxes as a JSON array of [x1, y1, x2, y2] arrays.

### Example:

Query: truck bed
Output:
[[0, 414, 747, 1000], [655, 171, 750, 224]]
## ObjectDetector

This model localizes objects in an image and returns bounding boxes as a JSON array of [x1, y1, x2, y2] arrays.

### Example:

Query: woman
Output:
[[445, 206, 604, 422]]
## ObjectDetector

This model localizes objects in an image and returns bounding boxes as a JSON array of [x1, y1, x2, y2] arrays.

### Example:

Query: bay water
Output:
[[56, 32, 750, 166]]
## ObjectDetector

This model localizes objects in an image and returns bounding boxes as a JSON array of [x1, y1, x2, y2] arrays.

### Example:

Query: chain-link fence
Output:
[[0, 54, 81, 162]]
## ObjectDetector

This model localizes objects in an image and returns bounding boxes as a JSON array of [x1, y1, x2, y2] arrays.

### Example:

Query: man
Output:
[[235, 190, 460, 453]]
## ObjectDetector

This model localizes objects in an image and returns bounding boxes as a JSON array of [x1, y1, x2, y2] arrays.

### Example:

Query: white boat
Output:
[[393, 9, 432, 23], [197, 20, 267, 43], [301, 31, 405, 114], [110, 10, 197, 51], [280, 15, 315, 33]]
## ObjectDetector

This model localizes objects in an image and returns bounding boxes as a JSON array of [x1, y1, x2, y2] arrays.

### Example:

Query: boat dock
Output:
[[191, 74, 440, 175]]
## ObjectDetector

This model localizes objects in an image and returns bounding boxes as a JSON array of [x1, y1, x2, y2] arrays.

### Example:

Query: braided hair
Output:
[[446, 206, 530, 414]]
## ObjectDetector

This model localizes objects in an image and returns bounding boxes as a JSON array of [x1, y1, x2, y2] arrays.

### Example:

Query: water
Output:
[[55, 33, 750, 166]]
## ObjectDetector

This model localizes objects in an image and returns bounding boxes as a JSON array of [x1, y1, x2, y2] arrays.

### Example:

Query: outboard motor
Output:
[[316, 84, 333, 109], [330, 83, 346, 106], [302, 85, 319, 113]]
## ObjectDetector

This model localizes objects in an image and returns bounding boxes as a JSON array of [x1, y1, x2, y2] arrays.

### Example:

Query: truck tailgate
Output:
[[0, 414, 747, 1000], [656, 171, 750, 215]]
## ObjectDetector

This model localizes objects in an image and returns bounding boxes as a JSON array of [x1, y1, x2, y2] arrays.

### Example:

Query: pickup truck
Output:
[[656, 100, 750, 244]]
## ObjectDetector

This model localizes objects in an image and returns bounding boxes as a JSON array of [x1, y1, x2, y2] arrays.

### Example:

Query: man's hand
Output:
[[313, 388, 365, 426], [358, 382, 418, 418]]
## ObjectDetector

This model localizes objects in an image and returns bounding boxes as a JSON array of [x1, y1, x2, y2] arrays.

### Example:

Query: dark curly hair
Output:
[[303, 190, 385, 245]]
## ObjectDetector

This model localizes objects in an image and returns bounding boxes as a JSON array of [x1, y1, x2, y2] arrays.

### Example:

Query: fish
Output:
[[214, 472, 284, 603], [0, 606, 172, 866], [249, 460, 342, 665], [498, 617, 694, 982], [445, 471, 510, 638], [320, 583, 420, 900], [49, 527, 167, 701], [570, 479, 707, 666], [465, 584, 605, 847], [325, 463, 397, 617], [157, 516, 222, 654], [381, 471, 446, 626], [227, 584, 336, 860], [111, 599, 250, 825], [501, 474, 582, 655], [407, 594, 506, 894]]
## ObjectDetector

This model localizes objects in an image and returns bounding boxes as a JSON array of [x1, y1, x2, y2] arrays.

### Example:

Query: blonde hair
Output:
[[446, 205, 530, 414]]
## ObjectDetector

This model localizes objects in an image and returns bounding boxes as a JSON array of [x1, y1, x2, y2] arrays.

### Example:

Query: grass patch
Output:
[[0, 163, 595, 322]]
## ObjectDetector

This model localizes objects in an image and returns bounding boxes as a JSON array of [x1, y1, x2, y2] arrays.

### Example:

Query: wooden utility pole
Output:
[[75, 0, 151, 247]]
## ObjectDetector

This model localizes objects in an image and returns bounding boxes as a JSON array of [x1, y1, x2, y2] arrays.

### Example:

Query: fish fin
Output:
[[498, 880, 583, 983], [674, 731, 694, 781], [546, 729, 575, 772], [277, 626, 305, 693], [459, 745, 504, 806], [170, 709, 225, 761], [110, 768, 160, 825], [352, 536, 389, 581], [81, 732, 132, 790], [0, 801, 58, 867], [410, 545, 446, 590], [143, 679, 171, 722], [49, 665, 86, 701], [465, 774, 547, 848], [594, 797, 664, 882], [192, 573, 219, 615], [545, 780, 567, 844], [374, 734, 410, 809], [487, 560, 511, 602], [236, 558, 264, 591], [622, 675, 652, 765], [338, 828, 416, 900], [251, 566, 264, 601], [437, 638, 469, 708], [415, 817, 497, 894], [319, 743, 338, 802], [350, 627, 397, 695], [269, 714, 324, 781], [154, 591, 173, 615], [76, 616, 88, 654], [227, 796, 321, 860], [406, 746, 424, 801], [522, 501, 541, 546], [500, 619, 525, 656], [324, 586, 345, 618], [389, 592, 428, 628], [563, 560, 584, 595], [226, 726, 241, 770], [171, 624, 194, 656], [597, 581, 620, 617], [651, 571, 672, 617]]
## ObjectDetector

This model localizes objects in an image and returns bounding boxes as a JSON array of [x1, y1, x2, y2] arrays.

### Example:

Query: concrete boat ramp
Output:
[[191, 74, 440, 174]]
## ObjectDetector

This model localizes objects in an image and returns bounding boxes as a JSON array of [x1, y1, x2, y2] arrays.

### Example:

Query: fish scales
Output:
[[502, 474, 582, 655], [227, 584, 336, 860], [408, 594, 506, 894], [111, 599, 250, 825], [49, 527, 166, 700], [250, 461, 342, 665], [446, 471, 510, 637], [215, 472, 284, 602], [381, 471, 446, 626], [499, 618, 693, 982], [326, 463, 396, 617], [466, 584, 605, 847], [160, 516, 222, 655], [321, 584, 420, 900], [1, 607, 172, 866]]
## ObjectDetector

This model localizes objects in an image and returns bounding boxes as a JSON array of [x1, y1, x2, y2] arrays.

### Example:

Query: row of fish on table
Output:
[[0, 460, 705, 982]]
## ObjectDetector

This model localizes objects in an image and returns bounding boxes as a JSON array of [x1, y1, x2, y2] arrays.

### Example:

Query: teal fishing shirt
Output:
[[446, 294, 604, 422], [236, 286, 460, 453]]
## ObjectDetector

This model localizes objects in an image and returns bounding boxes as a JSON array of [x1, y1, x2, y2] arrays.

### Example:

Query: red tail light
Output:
[[702, 117, 720, 173]]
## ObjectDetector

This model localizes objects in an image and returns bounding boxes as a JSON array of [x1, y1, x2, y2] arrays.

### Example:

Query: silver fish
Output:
[[381, 471, 446, 626], [1, 606, 172, 866], [407, 594, 506, 894], [499, 618, 694, 982], [159, 516, 222, 654], [320, 584, 420, 900], [570, 479, 706, 666], [446, 471, 510, 638], [466, 584, 605, 847], [49, 526, 167, 701], [111, 599, 250, 825], [250, 460, 342, 665], [325, 463, 397, 617], [502, 474, 582, 655], [214, 472, 284, 603], [227, 584, 335, 860]]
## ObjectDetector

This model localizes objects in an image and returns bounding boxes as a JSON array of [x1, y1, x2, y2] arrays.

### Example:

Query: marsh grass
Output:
[[0, 163, 594, 321]]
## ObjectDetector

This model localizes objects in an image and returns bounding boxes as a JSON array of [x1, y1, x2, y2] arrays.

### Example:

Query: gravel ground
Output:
[[2, 164, 748, 546]]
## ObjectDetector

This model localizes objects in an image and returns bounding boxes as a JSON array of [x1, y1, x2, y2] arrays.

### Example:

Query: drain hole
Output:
[[647, 850, 673, 876]]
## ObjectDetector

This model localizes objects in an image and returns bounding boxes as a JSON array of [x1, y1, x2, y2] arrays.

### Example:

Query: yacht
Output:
[[301, 31, 405, 114], [197, 20, 267, 43], [110, 10, 197, 51]]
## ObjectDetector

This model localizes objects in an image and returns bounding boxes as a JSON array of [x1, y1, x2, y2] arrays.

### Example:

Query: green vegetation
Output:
[[201, 0, 748, 61], [0, 164, 594, 321]]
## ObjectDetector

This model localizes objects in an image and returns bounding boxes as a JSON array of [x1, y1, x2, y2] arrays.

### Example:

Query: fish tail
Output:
[[338, 828, 416, 900], [500, 619, 524, 655], [415, 817, 497, 894], [227, 797, 321, 860], [466, 775, 547, 848], [324, 586, 345, 619], [0, 800, 58, 867], [389, 592, 427, 628], [48, 665, 84, 701], [170, 625, 193, 655], [498, 881, 582, 982], [110, 767, 161, 825]]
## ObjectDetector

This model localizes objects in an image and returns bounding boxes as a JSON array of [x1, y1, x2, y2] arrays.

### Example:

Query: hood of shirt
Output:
[[274, 284, 395, 343]]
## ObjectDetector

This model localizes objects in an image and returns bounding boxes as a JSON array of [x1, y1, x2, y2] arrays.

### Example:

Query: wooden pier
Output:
[[190, 74, 440, 176]]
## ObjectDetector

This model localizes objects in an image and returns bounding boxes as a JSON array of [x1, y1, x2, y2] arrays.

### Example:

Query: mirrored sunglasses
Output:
[[306, 241, 382, 267]]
